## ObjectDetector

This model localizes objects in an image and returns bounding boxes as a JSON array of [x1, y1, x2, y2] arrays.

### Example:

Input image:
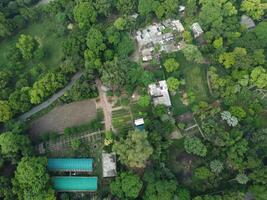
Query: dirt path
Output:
[[96, 79, 113, 131], [18, 71, 84, 121]]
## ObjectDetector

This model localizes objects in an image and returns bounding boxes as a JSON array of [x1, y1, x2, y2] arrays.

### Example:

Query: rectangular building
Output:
[[51, 176, 98, 192], [47, 158, 93, 172], [148, 80, 172, 107]]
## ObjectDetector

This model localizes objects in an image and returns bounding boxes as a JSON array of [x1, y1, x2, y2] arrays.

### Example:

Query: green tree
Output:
[[94, 0, 114, 17], [8, 87, 32, 114], [167, 77, 180, 93], [210, 160, 223, 174], [194, 167, 213, 180], [213, 37, 223, 49], [0, 101, 12, 122], [253, 22, 267, 47], [184, 136, 207, 157], [86, 27, 106, 55], [176, 188, 191, 200], [116, 0, 136, 15], [0, 12, 10, 38], [0, 132, 31, 159], [183, 31, 193, 43], [137, 95, 151, 108], [114, 17, 127, 30], [163, 58, 179, 73], [73, 2, 97, 29], [30, 72, 67, 104], [241, 0, 265, 20], [16, 34, 37, 60], [229, 106, 246, 120], [143, 179, 177, 200], [182, 45, 204, 63], [138, 0, 155, 16], [236, 173, 249, 184], [250, 66, 267, 88], [12, 157, 55, 200], [110, 172, 143, 199], [112, 130, 153, 168]]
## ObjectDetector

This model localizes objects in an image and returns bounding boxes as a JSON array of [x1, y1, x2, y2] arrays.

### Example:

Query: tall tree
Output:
[[241, 0, 265, 20], [184, 136, 207, 157], [0, 100, 12, 122], [73, 2, 97, 29], [12, 157, 55, 200], [110, 172, 143, 199], [16, 34, 38, 60], [112, 130, 153, 168]]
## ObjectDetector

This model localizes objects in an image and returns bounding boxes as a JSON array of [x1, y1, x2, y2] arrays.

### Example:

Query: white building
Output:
[[191, 23, 204, 38], [148, 80, 172, 107], [102, 153, 117, 178]]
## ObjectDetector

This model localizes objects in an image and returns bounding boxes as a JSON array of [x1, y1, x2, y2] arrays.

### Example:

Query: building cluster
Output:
[[135, 19, 185, 62]]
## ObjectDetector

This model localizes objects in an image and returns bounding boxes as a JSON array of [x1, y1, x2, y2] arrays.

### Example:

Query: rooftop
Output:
[[102, 153, 117, 178], [191, 22, 204, 38], [47, 158, 93, 172], [52, 176, 98, 192], [240, 15, 255, 29], [148, 80, 172, 107]]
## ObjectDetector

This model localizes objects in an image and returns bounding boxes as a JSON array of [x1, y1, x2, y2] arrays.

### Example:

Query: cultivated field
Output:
[[29, 99, 97, 140]]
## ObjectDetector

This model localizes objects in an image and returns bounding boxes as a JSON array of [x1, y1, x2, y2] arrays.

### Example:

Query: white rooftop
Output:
[[148, 80, 172, 107], [102, 153, 117, 178], [240, 15, 255, 29], [134, 118, 144, 126], [191, 22, 204, 38]]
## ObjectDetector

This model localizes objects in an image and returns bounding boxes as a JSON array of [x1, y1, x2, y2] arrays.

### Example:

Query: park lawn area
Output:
[[175, 52, 210, 102], [0, 16, 66, 69]]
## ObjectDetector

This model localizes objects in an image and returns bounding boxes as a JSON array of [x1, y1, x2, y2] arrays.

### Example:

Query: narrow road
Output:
[[37, 0, 53, 6], [18, 71, 84, 121], [96, 79, 113, 131]]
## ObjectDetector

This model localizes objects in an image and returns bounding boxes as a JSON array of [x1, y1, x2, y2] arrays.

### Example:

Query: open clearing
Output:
[[29, 99, 97, 140], [0, 17, 65, 69]]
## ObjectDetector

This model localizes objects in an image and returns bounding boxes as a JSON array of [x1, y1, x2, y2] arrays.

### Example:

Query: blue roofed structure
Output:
[[48, 158, 93, 172]]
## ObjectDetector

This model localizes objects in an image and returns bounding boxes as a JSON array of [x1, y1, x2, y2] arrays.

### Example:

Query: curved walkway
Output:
[[18, 71, 84, 121]]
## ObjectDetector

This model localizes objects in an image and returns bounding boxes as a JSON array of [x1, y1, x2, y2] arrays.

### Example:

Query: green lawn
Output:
[[0, 17, 66, 69]]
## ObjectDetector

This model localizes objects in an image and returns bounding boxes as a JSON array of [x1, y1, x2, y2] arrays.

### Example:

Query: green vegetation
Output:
[[1, 0, 267, 199]]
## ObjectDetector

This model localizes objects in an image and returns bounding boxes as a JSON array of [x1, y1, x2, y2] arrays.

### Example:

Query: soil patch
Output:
[[29, 99, 96, 140]]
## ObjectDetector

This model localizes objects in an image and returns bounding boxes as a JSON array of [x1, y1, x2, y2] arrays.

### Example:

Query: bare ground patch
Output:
[[29, 99, 96, 140]]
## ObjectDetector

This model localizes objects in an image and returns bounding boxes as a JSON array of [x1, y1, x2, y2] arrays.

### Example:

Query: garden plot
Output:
[[112, 108, 133, 133]]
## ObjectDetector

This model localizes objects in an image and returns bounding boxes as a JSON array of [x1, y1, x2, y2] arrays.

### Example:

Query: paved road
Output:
[[18, 71, 84, 121]]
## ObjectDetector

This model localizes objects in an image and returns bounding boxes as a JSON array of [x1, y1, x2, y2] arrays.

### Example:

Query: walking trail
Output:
[[18, 71, 84, 121], [96, 79, 113, 131]]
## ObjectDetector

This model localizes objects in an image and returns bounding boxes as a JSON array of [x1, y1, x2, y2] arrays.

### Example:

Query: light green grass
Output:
[[0, 17, 66, 69]]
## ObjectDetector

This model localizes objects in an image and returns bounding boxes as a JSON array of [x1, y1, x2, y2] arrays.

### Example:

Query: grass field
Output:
[[0, 16, 66, 69]]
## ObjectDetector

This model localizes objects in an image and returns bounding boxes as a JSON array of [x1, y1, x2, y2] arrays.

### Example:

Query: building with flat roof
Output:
[[102, 153, 117, 178], [47, 158, 93, 172], [148, 80, 172, 107], [134, 118, 145, 131], [51, 177, 98, 192], [191, 22, 204, 38]]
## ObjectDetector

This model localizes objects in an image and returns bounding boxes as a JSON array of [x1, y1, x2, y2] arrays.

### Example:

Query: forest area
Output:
[[0, 0, 267, 200]]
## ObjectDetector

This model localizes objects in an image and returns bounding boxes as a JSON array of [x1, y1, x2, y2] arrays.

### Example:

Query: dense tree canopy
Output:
[[112, 130, 153, 168]]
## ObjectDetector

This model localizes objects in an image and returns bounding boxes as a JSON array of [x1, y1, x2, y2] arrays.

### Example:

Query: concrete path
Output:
[[37, 0, 53, 5], [18, 71, 84, 121], [96, 79, 113, 131]]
